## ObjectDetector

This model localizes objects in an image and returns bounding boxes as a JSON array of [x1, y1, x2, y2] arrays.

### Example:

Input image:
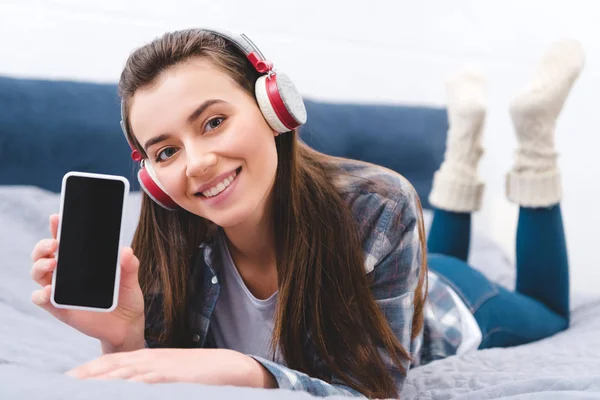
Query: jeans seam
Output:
[[432, 270, 500, 314]]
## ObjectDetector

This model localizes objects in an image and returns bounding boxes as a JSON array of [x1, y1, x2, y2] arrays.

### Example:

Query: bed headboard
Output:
[[0, 76, 447, 209]]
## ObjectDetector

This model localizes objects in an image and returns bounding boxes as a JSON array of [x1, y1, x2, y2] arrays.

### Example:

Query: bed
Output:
[[1, 76, 599, 399]]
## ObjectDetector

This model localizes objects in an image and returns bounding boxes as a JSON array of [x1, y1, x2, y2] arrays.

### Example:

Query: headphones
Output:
[[120, 29, 307, 210]]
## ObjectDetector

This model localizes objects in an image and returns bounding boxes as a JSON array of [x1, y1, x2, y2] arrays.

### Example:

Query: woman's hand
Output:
[[65, 348, 277, 389], [30, 214, 146, 352]]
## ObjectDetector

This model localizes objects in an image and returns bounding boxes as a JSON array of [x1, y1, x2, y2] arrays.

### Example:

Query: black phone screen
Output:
[[54, 175, 125, 309]]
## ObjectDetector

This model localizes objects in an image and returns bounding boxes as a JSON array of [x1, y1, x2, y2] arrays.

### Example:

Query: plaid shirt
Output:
[[144, 159, 466, 397]]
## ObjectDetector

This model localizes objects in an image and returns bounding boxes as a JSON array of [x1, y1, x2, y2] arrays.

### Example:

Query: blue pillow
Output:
[[301, 100, 447, 209], [0, 76, 139, 190], [0, 76, 446, 209]]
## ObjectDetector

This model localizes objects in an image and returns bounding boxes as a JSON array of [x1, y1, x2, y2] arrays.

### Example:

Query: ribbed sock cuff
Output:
[[429, 170, 485, 212], [506, 169, 562, 207]]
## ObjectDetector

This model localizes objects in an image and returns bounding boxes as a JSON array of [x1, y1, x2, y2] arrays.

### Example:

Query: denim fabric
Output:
[[427, 206, 569, 350]]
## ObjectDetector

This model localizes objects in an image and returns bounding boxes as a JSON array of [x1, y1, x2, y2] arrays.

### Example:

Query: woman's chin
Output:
[[202, 207, 252, 230]]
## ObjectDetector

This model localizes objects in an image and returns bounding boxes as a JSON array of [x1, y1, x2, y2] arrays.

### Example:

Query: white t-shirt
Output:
[[210, 233, 285, 365]]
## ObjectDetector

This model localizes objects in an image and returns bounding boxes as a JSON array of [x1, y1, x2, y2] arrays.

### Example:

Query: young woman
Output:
[[29, 29, 582, 398]]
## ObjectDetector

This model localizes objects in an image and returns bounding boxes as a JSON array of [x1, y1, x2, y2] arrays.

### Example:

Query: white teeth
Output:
[[201, 170, 237, 198]]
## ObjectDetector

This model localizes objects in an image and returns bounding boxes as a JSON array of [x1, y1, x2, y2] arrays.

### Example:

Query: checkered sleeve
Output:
[[250, 356, 365, 397], [371, 188, 423, 382], [365, 184, 424, 390]]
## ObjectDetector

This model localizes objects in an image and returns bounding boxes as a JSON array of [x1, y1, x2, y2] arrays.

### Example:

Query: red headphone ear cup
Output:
[[255, 72, 307, 133], [137, 167, 178, 210]]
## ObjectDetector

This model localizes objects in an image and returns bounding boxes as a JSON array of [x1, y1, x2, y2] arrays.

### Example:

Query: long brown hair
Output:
[[118, 29, 427, 398]]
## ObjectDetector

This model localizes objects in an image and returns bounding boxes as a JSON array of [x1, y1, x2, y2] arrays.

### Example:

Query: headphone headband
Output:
[[204, 29, 274, 74], [120, 29, 275, 142], [203, 29, 264, 58]]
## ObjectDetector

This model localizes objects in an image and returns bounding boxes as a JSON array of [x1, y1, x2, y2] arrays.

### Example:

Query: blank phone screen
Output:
[[54, 176, 125, 309]]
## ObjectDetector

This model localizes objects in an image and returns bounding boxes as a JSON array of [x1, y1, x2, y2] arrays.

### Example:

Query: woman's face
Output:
[[129, 57, 279, 228]]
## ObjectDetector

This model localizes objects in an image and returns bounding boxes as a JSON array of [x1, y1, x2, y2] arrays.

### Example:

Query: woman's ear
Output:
[[273, 129, 280, 137]]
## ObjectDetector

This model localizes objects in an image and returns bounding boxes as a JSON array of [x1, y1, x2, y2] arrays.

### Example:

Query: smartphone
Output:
[[51, 171, 129, 312]]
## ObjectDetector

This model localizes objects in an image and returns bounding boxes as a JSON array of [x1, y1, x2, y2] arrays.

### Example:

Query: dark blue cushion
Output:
[[301, 100, 447, 209], [0, 76, 139, 190], [0, 76, 447, 209]]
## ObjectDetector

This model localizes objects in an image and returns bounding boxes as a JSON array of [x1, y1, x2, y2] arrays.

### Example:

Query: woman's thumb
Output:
[[119, 247, 140, 288]]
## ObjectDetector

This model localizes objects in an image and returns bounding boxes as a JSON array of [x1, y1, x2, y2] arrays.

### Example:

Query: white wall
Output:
[[1, 0, 598, 297]]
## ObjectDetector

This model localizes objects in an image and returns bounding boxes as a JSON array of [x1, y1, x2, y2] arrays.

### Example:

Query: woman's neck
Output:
[[221, 196, 278, 299], [225, 208, 278, 300], [224, 214, 275, 270]]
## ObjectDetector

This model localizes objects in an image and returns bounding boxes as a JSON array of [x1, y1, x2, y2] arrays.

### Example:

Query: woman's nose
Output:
[[185, 150, 218, 178]]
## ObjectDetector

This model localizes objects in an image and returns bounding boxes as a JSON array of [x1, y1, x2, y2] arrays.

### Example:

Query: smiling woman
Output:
[[29, 28, 429, 399], [116, 29, 428, 398], [128, 58, 281, 229]]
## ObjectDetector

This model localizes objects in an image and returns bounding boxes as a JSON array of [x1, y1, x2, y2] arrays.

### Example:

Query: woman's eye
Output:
[[156, 147, 178, 162], [206, 117, 224, 132]]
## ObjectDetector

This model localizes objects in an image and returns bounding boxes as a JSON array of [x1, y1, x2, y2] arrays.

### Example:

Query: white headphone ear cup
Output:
[[255, 75, 289, 133], [273, 72, 307, 125], [255, 73, 307, 133]]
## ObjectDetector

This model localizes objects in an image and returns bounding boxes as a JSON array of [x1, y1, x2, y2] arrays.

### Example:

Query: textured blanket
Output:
[[1, 186, 599, 399]]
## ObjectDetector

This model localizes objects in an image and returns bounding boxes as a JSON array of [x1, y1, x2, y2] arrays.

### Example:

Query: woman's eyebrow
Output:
[[143, 99, 227, 151], [144, 133, 171, 151], [187, 99, 226, 124]]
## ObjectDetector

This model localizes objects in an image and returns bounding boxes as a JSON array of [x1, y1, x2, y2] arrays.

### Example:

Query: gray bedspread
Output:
[[1, 186, 599, 399]]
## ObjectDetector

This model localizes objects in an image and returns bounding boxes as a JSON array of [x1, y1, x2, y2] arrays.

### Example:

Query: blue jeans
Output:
[[427, 206, 569, 349]]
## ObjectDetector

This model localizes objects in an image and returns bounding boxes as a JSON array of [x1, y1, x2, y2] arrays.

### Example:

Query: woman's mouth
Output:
[[195, 167, 242, 199]]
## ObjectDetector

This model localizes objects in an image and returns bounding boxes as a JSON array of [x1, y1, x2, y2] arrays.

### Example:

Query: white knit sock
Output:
[[506, 39, 585, 207], [429, 67, 486, 212]]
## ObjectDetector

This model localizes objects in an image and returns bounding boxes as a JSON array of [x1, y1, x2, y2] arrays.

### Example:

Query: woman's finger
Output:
[[30, 257, 56, 286], [119, 247, 141, 290], [30, 239, 57, 262], [49, 214, 59, 239], [31, 284, 52, 306], [127, 371, 164, 384], [31, 285, 68, 322], [91, 366, 144, 381], [66, 353, 132, 379]]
